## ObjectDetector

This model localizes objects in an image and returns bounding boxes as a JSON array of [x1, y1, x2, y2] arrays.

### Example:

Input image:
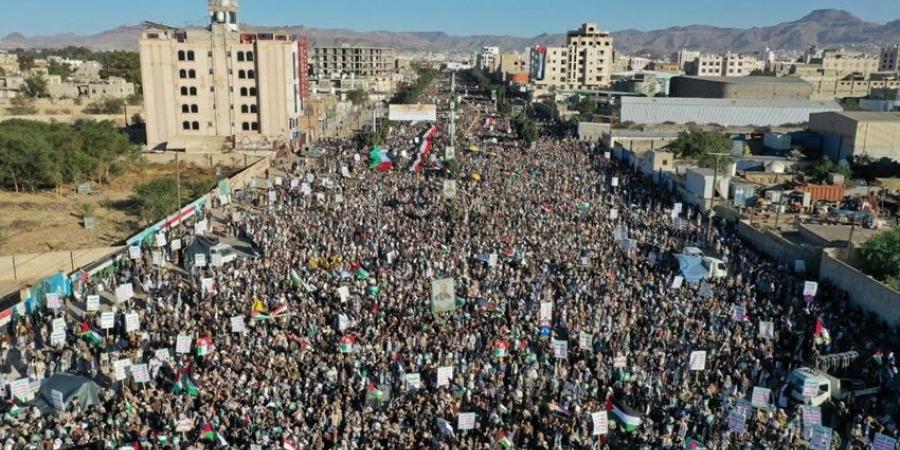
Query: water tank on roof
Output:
[[767, 161, 786, 173]]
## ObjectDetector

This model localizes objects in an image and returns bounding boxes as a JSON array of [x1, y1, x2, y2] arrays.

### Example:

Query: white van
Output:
[[787, 367, 880, 406], [680, 247, 728, 279]]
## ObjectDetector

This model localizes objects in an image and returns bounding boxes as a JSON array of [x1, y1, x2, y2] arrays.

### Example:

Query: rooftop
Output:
[[819, 111, 900, 122], [678, 75, 811, 85], [621, 97, 840, 109]]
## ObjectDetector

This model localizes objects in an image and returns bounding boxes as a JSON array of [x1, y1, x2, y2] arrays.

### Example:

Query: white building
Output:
[[477, 47, 500, 71]]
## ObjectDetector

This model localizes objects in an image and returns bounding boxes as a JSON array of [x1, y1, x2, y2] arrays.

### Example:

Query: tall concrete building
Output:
[[139, 0, 302, 151], [685, 52, 763, 77], [309, 45, 398, 95], [880, 45, 900, 72], [477, 47, 500, 71], [530, 22, 614, 93]]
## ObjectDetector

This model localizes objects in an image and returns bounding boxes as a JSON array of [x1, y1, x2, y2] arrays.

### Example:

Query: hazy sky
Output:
[[2, 0, 899, 37]]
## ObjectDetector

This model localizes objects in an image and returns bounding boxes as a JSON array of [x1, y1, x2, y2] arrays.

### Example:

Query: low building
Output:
[[806, 73, 900, 100], [809, 111, 900, 162], [670, 76, 812, 100], [620, 97, 841, 127], [602, 129, 680, 153], [496, 52, 528, 82], [0, 76, 24, 99], [859, 88, 900, 112], [611, 71, 679, 96], [79, 77, 136, 99], [0, 51, 18, 74], [685, 52, 763, 77]]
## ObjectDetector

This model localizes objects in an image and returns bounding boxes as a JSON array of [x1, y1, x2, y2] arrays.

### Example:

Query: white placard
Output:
[[539, 301, 553, 321], [728, 410, 746, 433], [604, 152, 610, 160], [51, 389, 66, 411], [154, 348, 170, 362], [458, 412, 476, 431], [274, 176, 284, 186], [591, 411, 608, 436], [689, 350, 707, 371], [290, 177, 300, 189], [152, 251, 164, 267], [268, 190, 277, 203], [201, 277, 215, 294], [671, 276, 684, 289], [306, 173, 315, 183], [338, 314, 350, 331], [230, 316, 246, 333], [125, 313, 140, 332], [46, 293, 62, 309], [113, 358, 130, 381], [751, 386, 771, 409], [86, 295, 100, 311], [130, 364, 150, 383], [609, 209, 618, 220], [803, 378, 820, 397], [731, 304, 746, 321], [194, 220, 207, 236], [129, 246, 141, 259], [335, 194, 344, 204], [758, 321, 775, 339], [115, 283, 134, 303], [611, 177, 619, 187], [810, 426, 832, 450], [176, 334, 193, 354], [155, 233, 167, 247], [302, 183, 312, 196], [194, 253, 207, 267], [170, 239, 182, 251], [210, 253, 223, 267], [803, 281, 818, 297], [52, 318, 66, 333], [673, 203, 683, 214], [100, 312, 115, 330], [443, 180, 457, 199], [579, 332, 592, 351], [50, 330, 66, 346], [873, 433, 897, 450], [437, 366, 453, 387], [405, 373, 422, 390], [337, 286, 350, 303], [552, 339, 568, 359], [10, 378, 31, 401]]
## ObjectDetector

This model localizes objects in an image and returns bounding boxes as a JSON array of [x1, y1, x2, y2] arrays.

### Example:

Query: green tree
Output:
[[859, 228, 900, 291], [48, 60, 73, 79], [573, 97, 597, 116], [84, 98, 126, 115], [97, 51, 142, 91], [23, 74, 49, 98], [15, 50, 35, 71], [135, 177, 180, 223], [346, 89, 369, 106], [668, 126, 731, 159], [808, 159, 852, 185], [512, 114, 538, 145]]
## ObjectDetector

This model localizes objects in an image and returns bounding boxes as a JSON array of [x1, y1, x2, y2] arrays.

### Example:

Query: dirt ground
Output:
[[0, 161, 234, 256]]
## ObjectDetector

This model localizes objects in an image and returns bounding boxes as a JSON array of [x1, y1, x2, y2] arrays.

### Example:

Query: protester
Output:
[[1, 74, 897, 450]]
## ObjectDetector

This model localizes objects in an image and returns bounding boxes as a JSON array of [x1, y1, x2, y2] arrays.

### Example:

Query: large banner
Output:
[[389, 104, 437, 122], [431, 278, 456, 314]]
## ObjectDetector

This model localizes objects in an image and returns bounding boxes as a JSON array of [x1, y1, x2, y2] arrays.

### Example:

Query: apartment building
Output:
[[881, 45, 900, 72], [310, 45, 396, 80], [530, 22, 614, 92], [686, 52, 762, 77], [139, 0, 302, 151], [477, 47, 500, 71], [496, 52, 528, 81]]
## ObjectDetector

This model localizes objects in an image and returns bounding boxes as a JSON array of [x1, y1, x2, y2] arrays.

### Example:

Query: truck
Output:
[[787, 352, 881, 406], [680, 247, 728, 279]]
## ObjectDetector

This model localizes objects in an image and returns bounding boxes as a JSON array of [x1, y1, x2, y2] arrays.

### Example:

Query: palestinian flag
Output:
[[340, 335, 356, 353], [494, 339, 510, 358], [80, 321, 104, 346], [366, 384, 384, 402], [685, 438, 706, 449], [874, 350, 884, 366], [124, 400, 135, 414], [252, 310, 273, 321], [290, 269, 302, 288], [606, 396, 642, 432], [367, 285, 381, 297], [173, 372, 199, 397], [200, 424, 228, 446], [195, 336, 213, 356], [7, 402, 23, 418], [271, 304, 288, 317], [369, 147, 394, 171], [497, 432, 514, 449], [355, 269, 370, 281], [815, 318, 831, 345], [283, 438, 297, 450]]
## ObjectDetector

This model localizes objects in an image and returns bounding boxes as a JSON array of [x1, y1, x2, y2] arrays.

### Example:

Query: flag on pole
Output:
[[874, 350, 884, 366], [547, 401, 570, 417], [271, 304, 288, 317], [7, 402, 23, 418], [497, 432, 514, 449], [494, 339, 510, 358], [815, 318, 831, 345], [369, 147, 394, 171], [195, 336, 213, 356], [340, 335, 356, 353], [366, 384, 384, 402], [606, 396, 642, 432], [80, 321, 104, 346], [355, 269, 370, 281]]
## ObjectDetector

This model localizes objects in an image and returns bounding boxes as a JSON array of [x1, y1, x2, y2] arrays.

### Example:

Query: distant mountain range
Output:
[[1, 9, 899, 56]]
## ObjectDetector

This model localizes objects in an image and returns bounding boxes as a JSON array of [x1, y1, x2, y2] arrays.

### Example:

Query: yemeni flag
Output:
[[815, 318, 831, 345], [684, 437, 706, 449], [340, 335, 356, 353], [195, 336, 213, 356], [80, 321, 104, 346], [290, 269, 302, 288], [283, 438, 297, 450], [410, 126, 438, 172], [0, 308, 11, 328], [496, 432, 514, 449], [369, 147, 394, 171], [606, 396, 642, 432], [494, 339, 510, 358]]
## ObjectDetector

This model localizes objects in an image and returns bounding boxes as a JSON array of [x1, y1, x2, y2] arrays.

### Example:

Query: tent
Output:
[[675, 254, 709, 284], [31, 374, 101, 415]]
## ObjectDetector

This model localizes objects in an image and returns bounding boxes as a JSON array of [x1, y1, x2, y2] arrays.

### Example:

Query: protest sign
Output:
[[609, 208, 618, 220], [803, 378, 820, 397], [230, 316, 246, 333], [115, 283, 134, 303], [728, 410, 746, 433], [337, 286, 350, 303], [804, 281, 818, 297], [154, 348, 170, 362], [874, 433, 897, 450], [671, 276, 684, 289], [302, 183, 312, 196], [176, 334, 192, 354], [155, 233, 167, 248], [810, 425, 832, 450], [152, 251, 164, 267], [50, 329, 66, 346], [431, 278, 456, 314], [201, 278, 216, 294], [751, 386, 771, 409], [100, 312, 115, 330], [458, 412, 476, 431], [170, 239, 182, 251], [758, 321, 774, 340], [611, 177, 619, 187], [405, 373, 422, 390], [131, 364, 150, 383], [689, 350, 707, 371], [673, 203, 683, 214], [335, 194, 344, 204], [194, 253, 207, 268], [338, 314, 351, 331], [210, 253, 224, 267], [129, 246, 141, 259], [552, 339, 568, 359], [290, 177, 300, 189], [604, 151, 610, 160], [46, 293, 62, 309], [194, 220, 207, 236], [699, 282, 714, 298], [443, 180, 457, 199], [10, 378, 31, 401], [274, 176, 284, 186], [539, 301, 553, 321], [488, 253, 498, 268], [731, 305, 745, 321], [437, 366, 453, 387], [802, 405, 821, 426], [86, 294, 100, 311], [52, 318, 65, 333], [113, 359, 130, 381], [579, 332, 592, 351], [591, 411, 608, 435], [51, 389, 66, 411], [124, 313, 140, 332], [268, 190, 277, 203]]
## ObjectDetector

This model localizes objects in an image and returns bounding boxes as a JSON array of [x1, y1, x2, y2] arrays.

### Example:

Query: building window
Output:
[[242, 122, 250, 131], [189, 87, 198, 96], [192, 121, 200, 130], [187, 51, 195, 61], [246, 51, 254, 62], [179, 69, 187, 79], [250, 105, 258, 113], [238, 70, 246, 79], [240, 87, 248, 96], [241, 105, 249, 113], [249, 87, 257, 96], [251, 122, 259, 131], [182, 121, 190, 130], [178, 51, 186, 61], [180, 87, 188, 96], [181, 104, 190, 113], [247, 70, 255, 79], [237, 51, 245, 62], [191, 104, 199, 113], [188, 69, 196, 79]]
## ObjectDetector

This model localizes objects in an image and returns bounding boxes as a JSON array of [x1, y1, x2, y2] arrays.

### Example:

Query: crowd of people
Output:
[[2, 73, 899, 450]]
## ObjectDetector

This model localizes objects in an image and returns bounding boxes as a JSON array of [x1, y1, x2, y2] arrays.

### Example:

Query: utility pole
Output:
[[175, 152, 182, 211], [706, 152, 730, 244], [451, 71, 455, 94]]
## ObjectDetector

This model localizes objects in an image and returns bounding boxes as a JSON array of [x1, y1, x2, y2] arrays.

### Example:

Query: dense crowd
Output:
[[2, 74, 899, 450]]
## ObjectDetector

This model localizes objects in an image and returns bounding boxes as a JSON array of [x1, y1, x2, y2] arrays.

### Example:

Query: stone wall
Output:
[[819, 248, 900, 325], [736, 220, 820, 274]]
